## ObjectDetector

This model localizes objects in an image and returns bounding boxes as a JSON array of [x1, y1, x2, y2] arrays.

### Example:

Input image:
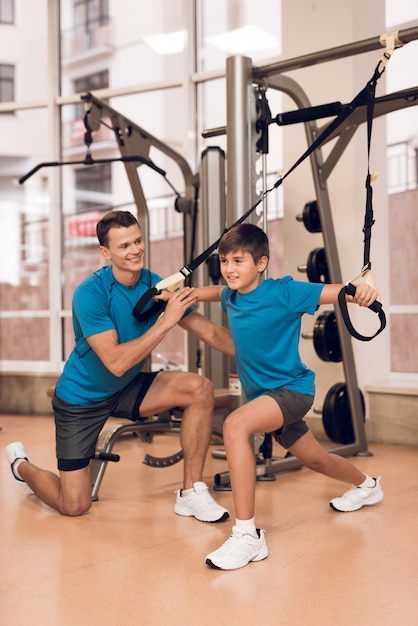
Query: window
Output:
[[73, 70, 108, 118], [0, 0, 14, 24], [74, 69, 109, 94], [75, 163, 112, 213], [74, 0, 109, 31], [0, 64, 14, 102]]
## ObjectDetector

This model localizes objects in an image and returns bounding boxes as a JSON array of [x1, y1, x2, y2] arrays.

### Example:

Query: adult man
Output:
[[6, 210, 234, 520]]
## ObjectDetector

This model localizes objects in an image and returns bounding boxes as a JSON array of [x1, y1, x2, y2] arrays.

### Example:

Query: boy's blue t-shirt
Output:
[[56, 266, 167, 405], [221, 276, 324, 401]]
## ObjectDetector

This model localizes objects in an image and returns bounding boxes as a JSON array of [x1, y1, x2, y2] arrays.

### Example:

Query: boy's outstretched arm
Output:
[[155, 285, 225, 303], [319, 283, 378, 307]]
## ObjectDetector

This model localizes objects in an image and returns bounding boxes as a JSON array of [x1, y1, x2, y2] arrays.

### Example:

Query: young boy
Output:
[[195, 223, 383, 570]]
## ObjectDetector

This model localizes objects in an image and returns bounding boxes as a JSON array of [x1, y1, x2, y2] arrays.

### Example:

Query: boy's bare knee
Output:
[[305, 457, 328, 474], [223, 412, 246, 440]]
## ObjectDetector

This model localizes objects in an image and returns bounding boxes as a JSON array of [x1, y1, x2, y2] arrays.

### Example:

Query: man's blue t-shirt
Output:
[[221, 276, 324, 401], [56, 266, 166, 405]]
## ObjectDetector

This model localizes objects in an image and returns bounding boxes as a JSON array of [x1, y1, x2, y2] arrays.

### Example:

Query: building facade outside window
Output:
[[0, 0, 14, 24], [0, 64, 14, 102]]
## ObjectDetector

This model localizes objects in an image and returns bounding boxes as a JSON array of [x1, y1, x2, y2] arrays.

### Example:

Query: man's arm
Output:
[[179, 310, 235, 356], [87, 287, 199, 377]]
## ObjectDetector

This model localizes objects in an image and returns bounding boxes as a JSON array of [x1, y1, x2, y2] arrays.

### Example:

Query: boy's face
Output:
[[219, 249, 268, 293]]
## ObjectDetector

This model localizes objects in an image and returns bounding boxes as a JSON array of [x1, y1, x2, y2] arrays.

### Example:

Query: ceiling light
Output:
[[205, 25, 280, 55], [144, 31, 185, 55]]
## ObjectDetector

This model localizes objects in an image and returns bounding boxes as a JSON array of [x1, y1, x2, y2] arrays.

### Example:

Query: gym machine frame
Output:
[[75, 27, 418, 498], [209, 27, 418, 487], [75, 93, 228, 500]]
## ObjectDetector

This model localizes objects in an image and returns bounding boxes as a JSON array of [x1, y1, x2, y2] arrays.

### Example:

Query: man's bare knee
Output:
[[190, 374, 214, 406], [59, 467, 92, 516], [59, 498, 92, 517]]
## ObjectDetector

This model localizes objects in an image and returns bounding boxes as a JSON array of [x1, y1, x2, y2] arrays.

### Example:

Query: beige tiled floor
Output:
[[1, 413, 417, 626]]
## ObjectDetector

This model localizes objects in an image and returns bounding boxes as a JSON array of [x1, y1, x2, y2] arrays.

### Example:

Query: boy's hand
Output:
[[154, 287, 198, 303], [153, 289, 171, 302], [349, 283, 378, 307]]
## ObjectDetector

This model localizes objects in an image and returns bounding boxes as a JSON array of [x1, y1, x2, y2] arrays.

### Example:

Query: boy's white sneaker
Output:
[[206, 526, 268, 570], [330, 476, 383, 512]]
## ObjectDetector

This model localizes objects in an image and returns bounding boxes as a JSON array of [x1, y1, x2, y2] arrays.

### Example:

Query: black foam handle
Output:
[[132, 287, 162, 321], [275, 102, 344, 126], [96, 452, 120, 462]]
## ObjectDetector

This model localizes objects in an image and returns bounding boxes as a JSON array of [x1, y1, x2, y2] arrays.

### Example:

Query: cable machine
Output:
[[206, 27, 418, 487]]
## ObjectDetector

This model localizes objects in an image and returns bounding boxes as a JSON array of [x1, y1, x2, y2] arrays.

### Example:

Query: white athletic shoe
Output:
[[206, 526, 268, 570], [5, 441, 29, 482], [330, 476, 383, 512], [174, 481, 229, 523]]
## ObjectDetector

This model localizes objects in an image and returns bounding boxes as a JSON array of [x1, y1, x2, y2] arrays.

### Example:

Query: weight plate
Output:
[[302, 200, 322, 233], [322, 382, 365, 444], [306, 248, 330, 284], [313, 310, 342, 362]]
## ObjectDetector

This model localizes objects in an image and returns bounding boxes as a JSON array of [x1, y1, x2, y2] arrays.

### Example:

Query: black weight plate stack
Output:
[[306, 248, 330, 283], [313, 311, 342, 362], [322, 382, 365, 444], [302, 200, 321, 233]]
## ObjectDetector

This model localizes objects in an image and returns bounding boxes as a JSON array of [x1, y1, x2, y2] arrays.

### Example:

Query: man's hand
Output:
[[160, 287, 198, 328]]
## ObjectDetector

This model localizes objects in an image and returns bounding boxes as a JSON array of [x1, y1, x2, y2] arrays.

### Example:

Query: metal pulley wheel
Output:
[[313, 310, 342, 362], [322, 383, 365, 444]]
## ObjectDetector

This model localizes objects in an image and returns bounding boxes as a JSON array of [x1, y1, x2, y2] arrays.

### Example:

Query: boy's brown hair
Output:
[[218, 223, 269, 263]]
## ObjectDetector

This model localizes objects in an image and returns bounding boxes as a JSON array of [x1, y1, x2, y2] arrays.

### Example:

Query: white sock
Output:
[[358, 474, 375, 488], [180, 487, 194, 497], [235, 517, 257, 536]]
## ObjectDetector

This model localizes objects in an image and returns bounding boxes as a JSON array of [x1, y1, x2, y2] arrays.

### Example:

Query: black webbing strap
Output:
[[132, 192, 271, 320], [337, 63, 386, 341], [338, 283, 386, 341], [133, 63, 388, 321]]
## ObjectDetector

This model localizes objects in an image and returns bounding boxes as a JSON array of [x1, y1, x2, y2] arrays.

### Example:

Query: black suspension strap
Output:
[[133, 42, 399, 323], [338, 61, 389, 341]]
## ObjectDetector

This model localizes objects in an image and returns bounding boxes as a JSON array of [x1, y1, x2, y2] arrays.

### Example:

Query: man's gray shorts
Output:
[[52, 371, 158, 471]]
